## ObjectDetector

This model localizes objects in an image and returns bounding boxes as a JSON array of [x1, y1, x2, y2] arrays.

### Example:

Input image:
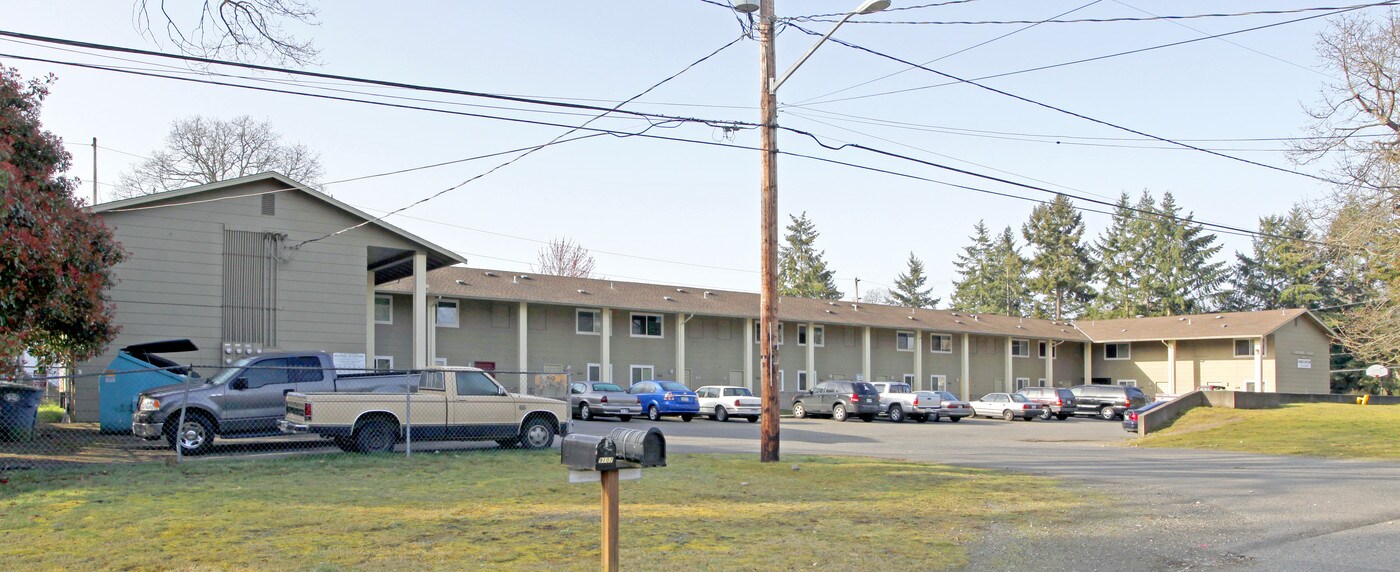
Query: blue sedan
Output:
[[628, 380, 700, 422], [1122, 400, 1169, 433]]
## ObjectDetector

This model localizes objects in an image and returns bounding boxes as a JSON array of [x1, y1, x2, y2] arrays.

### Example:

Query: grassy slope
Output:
[[0, 452, 1081, 571], [1135, 403, 1400, 459]]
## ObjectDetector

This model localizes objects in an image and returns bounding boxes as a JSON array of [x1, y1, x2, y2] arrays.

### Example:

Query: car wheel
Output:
[[579, 403, 593, 421], [1001, 409, 1015, 421], [832, 403, 849, 422], [947, 415, 961, 422], [355, 418, 398, 453], [746, 416, 759, 423], [1039, 407, 1053, 421], [1056, 413, 1070, 421], [859, 414, 875, 422], [715, 406, 729, 422], [648, 404, 661, 421], [519, 417, 555, 450], [165, 413, 216, 456], [792, 401, 807, 419], [618, 415, 632, 422], [1100, 405, 1118, 421], [887, 404, 905, 423], [681, 414, 694, 423]]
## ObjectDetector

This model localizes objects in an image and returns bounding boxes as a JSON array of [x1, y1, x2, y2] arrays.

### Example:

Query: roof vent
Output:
[[518, 274, 531, 280], [972, 315, 980, 321], [577, 289, 589, 295], [950, 312, 959, 317], [1135, 315, 1144, 319], [703, 291, 713, 299], [663, 296, 674, 301], [610, 282, 615, 290], [851, 304, 859, 311], [1121, 329, 1127, 332], [908, 316, 917, 321], [955, 320, 964, 324], [676, 288, 686, 293], [1016, 325, 1024, 329], [826, 310, 836, 314], [1215, 315, 1224, 319], [1178, 317, 1186, 321], [484, 271, 498, 277], [455, 280, 468, 286], [1221, 324, 1228, 328], [513, 276, 519, 284], [261, 193, 276, 216], [829, 301, 838, 306]]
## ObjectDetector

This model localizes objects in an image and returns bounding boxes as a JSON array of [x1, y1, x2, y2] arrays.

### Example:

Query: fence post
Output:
[[174, 364, 194, 464], [404, 372, 413, 458]]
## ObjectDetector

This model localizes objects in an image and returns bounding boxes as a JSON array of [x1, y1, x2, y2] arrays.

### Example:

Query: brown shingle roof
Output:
[[1071, 309, 1328, 342], [378, 267, 1090, 341]]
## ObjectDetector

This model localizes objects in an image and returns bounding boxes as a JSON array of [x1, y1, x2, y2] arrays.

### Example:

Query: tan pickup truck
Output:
[[278, 368, 569, 453]]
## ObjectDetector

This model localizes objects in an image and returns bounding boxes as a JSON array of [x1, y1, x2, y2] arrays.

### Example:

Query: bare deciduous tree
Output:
[[133, 0, 320, 65], [534, 237, 597, 278], [117, 115, 323, 197]]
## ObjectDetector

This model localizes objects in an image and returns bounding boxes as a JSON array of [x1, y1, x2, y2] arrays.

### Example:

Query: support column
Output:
[[960, 333, 971, 399], [411, 252, 428, 369], [601, 309, 613, 383], [743, 319, 755, 390], [366, 271, 376, 369], [676, 314, 687, 383], [1004, 337, 1014, 392], [1166, 340, 1177, 395], [1045, 339, 1054, 387], [427, 296, 438, 366], [861, 326, 872, 383], [914, 331, 924, 391], [1083, 342, 1093, 384], [518, 302, 529, 393], [1255, 336, 1265, 392], [805, 322, 816, 390]]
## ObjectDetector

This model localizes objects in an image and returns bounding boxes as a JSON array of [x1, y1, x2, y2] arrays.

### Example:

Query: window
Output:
[[433, 357, 448, 367], [779, 370, 786, 391], [456, 370, 501, 396], [631, 313, 663, 338], [930, 374, 947, 392], [902, 374, 915, 384], [1011, 339, 1031, 358], [1234, 339, 1261, 358], [1037, 341, 1056, 358], [587, 363, 603, 382], [1015, 377, 1031, 390], [1244, 381, 1258, 392], [1038, 378, 1047, 387], [930, 334, 952, 353], [1104, 343, 1130, 360], [373, 356, 393, 370], [576, 309, 601, 335], [1117, 379, 1138, 388], [373, 295, 393, 324], [630, 365, 655, 384], [753, 320, 784, 344], [797, 370, 809, 391], [798, 324, 825, 347], [435, 300, 459, 328], [896, 331, 916, 352], [243, 357, 293, 389]]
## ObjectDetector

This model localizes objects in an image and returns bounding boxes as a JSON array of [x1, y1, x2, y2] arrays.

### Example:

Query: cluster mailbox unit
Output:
[[561, 427, 666, 572]]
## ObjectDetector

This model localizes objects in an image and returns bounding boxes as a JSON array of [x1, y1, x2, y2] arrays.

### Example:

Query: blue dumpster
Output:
[[98, 340, 199, 433], [0, 382, 43, 441]]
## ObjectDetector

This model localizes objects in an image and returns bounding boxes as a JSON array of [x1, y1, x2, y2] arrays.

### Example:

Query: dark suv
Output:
[[791, 380, 881, 422], [1016, 387, 1079, 420], [1069, 384, 1148, 420]]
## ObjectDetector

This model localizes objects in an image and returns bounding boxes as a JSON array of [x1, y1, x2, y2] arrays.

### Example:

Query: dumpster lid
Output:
[[119, 340, 200, 376]]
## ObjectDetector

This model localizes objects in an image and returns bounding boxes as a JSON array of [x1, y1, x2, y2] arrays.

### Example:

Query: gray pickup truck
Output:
[[132, 352, 420, 455]]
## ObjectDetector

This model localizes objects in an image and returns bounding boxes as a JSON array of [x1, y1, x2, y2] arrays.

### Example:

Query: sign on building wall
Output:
[[333, 352, 367, 372], [1296, 358, 1312, 369]]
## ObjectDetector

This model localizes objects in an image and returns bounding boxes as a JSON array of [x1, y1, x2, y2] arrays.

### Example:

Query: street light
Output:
[[748, 0, 889, 463]]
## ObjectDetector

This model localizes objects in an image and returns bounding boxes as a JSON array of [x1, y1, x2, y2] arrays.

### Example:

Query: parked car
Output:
[[930, 391, 972, 422], [695, 385, 760, 423], [1122, 400, 1170, 433], [1017, 386, 1079, 420], [568, 382, 639, 422], [132, 351, 422, 455], [969, 392, 1042, 421], [870, 381, 942, 423], [281, 368, 568, 452], [1070, 384, 1149, 420], [628, 380, 700, 422], [791, 380, 881, 422]]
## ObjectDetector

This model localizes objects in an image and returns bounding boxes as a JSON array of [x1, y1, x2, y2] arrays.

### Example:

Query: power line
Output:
[[786, 22, 1350, 189], [788, 1, 1400, 24], [793, 0, 984, 20]]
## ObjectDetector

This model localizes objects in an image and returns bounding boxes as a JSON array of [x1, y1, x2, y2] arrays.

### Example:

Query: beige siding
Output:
[[1269, 317, 1330, 393]]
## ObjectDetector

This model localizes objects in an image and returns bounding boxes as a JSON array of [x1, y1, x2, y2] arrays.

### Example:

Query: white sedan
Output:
[[969, 393, 1043, 421], [694, 385, 761, 423]]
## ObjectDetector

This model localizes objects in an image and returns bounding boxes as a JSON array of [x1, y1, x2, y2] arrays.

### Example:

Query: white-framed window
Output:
[[1037, 378, 1047, 387], [1011, 339, 1031, 358], [1104, 343, 1130, 360], [930, 334, 952, 353], [373, 295, 393, 324], [1015, 377, 1031, 390], [630, 313, 663, 339], [753, 320, 784, 344], [1243, 380, 1258, 392], [435, 299, 459, 328], [433, 357, 448, 367], [1117, 379, 1138, 388], [630, 365, 655, 384], [587, 363, 603, 382], [1233, 339, 1264, 358], [779, 369, 786, 391], [930, 374, 947, 392], [373, 356, 393, 370], [797, 370, 812, 391], [576, 309, 601, 335], [1037, 341, 1057, 358], [798, 324, 825, 347], [902, 374, 915, 384], [896, 331, 916, 352]]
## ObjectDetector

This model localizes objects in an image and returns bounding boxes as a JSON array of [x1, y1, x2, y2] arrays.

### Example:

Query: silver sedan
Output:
[[969, 392, 1043, 421], [568, 382, 640, 421]]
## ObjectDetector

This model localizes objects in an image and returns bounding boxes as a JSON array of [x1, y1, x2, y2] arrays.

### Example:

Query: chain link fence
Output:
[[0, 363, 574, 475]]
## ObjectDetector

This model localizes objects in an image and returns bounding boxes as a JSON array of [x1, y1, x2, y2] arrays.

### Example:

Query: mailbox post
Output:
[[562, 427, 666, 571]]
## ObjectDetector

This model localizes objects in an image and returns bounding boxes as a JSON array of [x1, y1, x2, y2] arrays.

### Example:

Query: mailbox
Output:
[[562, 433, 619, 471], [608, 427, 666, 468]]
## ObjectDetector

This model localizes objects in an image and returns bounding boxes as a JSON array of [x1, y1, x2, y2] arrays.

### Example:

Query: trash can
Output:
[[0, 382, 44, 441]]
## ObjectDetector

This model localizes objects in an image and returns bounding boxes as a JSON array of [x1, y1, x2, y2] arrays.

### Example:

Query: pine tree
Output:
[[1227, 207, 1325, 310], [989, 227, 1032, 316], [891, 252, 939, 308], [778, 212, 843, 300], [1147, 192, 1225, 315], [950, 221, 995, 312], [1090, 193, 1147, 319], [1022, 195, 1095, 320]]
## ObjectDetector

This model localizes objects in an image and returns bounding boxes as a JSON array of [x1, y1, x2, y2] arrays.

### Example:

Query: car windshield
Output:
[[1010, 394, 1032, 403], [659, 382, 690, 392], [937, 391, 959, 401], [888, 383, 912, 393], [591, 383, 624, 392]]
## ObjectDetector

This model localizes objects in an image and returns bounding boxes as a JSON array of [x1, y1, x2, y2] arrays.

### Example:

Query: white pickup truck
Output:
[[870, 381, 943, 423], [279, 368, 569, 453]]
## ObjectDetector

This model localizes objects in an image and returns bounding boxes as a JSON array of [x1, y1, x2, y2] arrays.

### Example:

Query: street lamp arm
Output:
[[770, 11, 857, 94]]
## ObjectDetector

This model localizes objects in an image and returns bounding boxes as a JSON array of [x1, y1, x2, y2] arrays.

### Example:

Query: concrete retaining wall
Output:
[[1138, 391, 1209, 436], [1203, 391, 1400, 409]]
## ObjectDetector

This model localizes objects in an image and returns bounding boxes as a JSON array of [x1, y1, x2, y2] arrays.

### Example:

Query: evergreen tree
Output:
[[778, 212, 842, 300], [1021, 195, 1095, 319], [1227, 207, 1326, 310], [890, 252, 939, 308], [1090, 193, 1148, 318], [1146, 192, 1226, 315], [987, 227, 1032, 316], [950, 221, 995, 312]]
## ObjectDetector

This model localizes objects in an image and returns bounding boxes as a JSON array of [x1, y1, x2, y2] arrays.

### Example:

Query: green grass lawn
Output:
[[0, 452, 1081, 571], [1134, 402, 1400, 459]]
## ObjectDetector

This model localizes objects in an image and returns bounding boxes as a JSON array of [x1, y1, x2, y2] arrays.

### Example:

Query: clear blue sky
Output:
[[3, 1, 1366, 300]]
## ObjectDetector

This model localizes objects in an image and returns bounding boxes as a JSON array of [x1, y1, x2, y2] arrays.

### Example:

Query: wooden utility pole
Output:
[[600, 469, 620, 571], [91, 137, 98, 204], [758, 0, 781, 463]]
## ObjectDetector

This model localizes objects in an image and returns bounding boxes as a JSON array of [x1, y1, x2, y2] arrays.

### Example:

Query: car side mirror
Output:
[[230, 377, 248, 390]]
